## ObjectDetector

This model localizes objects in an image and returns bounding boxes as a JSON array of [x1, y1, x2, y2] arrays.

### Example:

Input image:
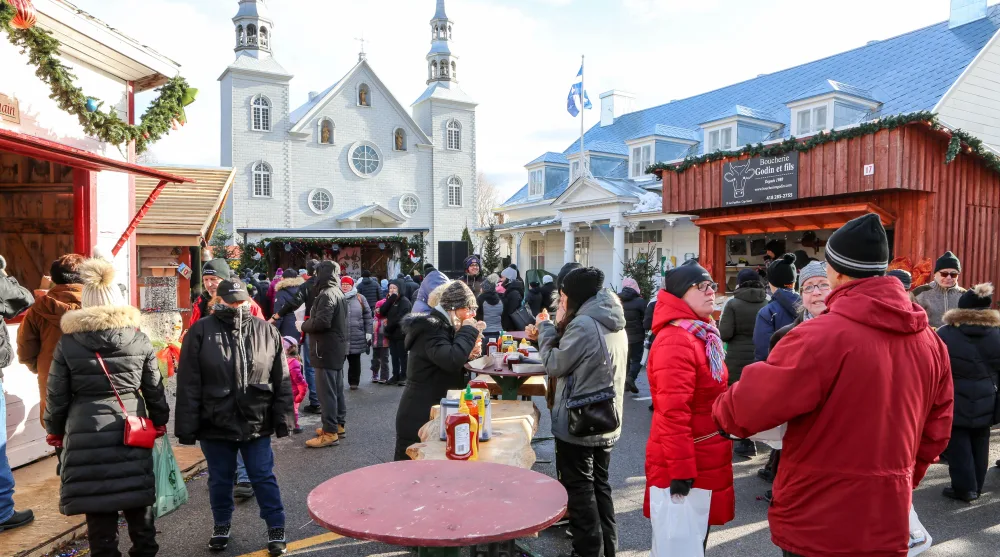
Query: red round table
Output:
[[308, 460, 567, 556]]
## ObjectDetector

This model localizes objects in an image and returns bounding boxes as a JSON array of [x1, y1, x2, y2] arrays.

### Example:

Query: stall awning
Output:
[[135, 166, 235, 247], [694, 203, 895, 236]]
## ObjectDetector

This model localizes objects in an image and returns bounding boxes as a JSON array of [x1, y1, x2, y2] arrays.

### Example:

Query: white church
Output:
[[220, 0, 477, 278]]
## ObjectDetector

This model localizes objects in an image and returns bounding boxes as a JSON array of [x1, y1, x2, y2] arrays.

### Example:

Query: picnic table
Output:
[[307, 460, 567, 557]]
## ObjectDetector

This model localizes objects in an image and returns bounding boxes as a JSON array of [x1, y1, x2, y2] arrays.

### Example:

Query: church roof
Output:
[[289, 82, 339, 125], [412, 80, 477, 107], [433, 0, 449, 20], [336, 203, 407, 224], [220, 53, 292, 80]]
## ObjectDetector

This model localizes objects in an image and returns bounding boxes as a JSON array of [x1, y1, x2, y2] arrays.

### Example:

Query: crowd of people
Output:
[[0, 211, 996, 557]]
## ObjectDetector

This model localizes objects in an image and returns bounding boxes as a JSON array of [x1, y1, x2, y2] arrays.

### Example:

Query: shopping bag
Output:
[[153, 437, 189, 518], [650, 486, 712, 557], [749, 423, 787, 450], [908, 504, 932, 556]]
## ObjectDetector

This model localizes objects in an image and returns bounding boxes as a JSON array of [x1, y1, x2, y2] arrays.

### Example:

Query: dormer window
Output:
[[631, 144, 652, 178], [707, 128, 733, 153], [571, 160, 581, 179], [529, 169, 544, 198], [795, 105, 828, 135], [787, 81, 881, 136]]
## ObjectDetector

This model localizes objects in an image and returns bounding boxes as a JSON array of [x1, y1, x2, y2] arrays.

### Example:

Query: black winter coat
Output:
[[380, 292, 412, 341], [272, 276, 305, 339], [937, 308, 1000, 429], [525, 286, 544, 316], [175, 305, 292, 444], [394, 308, 479, 460], [618, 287, 647, 345], [357, 276, 382, 311], [501, 280, 525, 331], [301, 262, 348, 368], [719, 286, 767, 383], [45, 305, 169, 516], [541, 282, 558, 313], [403, 277, 419, 302], [0, 275, 33, 374], [275, 276, 318, 319]]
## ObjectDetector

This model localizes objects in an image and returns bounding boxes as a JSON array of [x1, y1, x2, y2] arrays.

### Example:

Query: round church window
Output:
[[399, 194, 419, 217], [308, 189, 332, 214], [350, 142, 381, 177]]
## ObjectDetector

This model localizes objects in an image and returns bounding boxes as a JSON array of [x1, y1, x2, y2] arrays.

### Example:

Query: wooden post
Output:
[[178, 249, 192, 329]]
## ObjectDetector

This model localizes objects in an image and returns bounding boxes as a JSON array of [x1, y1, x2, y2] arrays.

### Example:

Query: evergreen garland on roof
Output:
[[0, 2, 196, 154], [647, 111, 1000, 177]]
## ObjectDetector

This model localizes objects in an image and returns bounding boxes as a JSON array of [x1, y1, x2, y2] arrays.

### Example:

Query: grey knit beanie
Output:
[[435, 281, 477, 311], [79, 258, 127, 308], [798, 260, 827, 286]]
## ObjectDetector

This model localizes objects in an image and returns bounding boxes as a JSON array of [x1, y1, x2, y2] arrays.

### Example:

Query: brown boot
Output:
[[337, 425, 346, 437], [306, 432, 340, 448], [315, 427, 324, 436]]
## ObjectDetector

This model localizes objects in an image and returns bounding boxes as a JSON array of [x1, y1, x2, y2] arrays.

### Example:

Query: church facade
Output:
[[220, 0, 477, 278]]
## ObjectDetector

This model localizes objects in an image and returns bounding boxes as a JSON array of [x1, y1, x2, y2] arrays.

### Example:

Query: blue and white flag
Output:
[[566, 64, 592, 117]]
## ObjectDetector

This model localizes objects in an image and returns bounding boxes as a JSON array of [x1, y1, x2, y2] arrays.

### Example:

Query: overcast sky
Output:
[[73, 0, 997, 201]]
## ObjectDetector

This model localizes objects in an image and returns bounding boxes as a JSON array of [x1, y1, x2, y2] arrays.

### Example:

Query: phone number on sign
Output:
[[766, 192, 794, 201]]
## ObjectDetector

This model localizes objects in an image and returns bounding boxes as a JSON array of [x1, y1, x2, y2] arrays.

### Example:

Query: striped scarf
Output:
[[669, 319, 726, 383]]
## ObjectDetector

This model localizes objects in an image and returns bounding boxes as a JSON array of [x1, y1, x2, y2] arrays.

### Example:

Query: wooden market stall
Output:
[[655, 118, 1000, 295], [134, 166, 235, 324]]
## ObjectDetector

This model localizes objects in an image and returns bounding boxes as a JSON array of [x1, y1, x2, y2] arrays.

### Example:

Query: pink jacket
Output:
[[373, 299, 390, 347], [288, 356, 307, 404]]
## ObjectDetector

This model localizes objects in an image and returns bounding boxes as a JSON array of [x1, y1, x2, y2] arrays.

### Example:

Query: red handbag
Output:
[[95, 353, 157, 449]]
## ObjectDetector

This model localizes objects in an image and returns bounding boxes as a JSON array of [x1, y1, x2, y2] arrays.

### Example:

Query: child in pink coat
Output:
[[282, 336, 307, 433]]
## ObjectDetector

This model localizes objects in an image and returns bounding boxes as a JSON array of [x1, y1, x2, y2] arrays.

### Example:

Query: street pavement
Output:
[[103, 352, 1000, 556]]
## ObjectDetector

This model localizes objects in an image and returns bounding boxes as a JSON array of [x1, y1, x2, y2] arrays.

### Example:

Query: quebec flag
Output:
[[567, 64, 592, 117]]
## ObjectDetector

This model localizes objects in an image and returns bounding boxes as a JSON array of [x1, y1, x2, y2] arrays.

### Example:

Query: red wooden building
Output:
[[656, 120, 1000, 294]]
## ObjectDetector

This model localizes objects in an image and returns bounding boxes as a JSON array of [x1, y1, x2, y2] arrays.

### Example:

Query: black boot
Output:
[[942, 487, 979, 503], [734, 439, 757, 458], [757, 449, 779, 482], [0, 509, 34, 532], [209, 524, 231, 551], [268, 527, 287, 555]]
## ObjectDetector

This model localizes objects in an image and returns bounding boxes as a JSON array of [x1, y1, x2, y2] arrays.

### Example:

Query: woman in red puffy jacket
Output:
[[644, 260, 735, 545]]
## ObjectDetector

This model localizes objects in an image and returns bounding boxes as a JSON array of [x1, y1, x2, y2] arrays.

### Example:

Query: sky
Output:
[[72, 0, 999, 202]]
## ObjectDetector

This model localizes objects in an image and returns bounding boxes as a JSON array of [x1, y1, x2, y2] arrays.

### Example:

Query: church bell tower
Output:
[[234, 0, 274, 59], [427, 0, 459, 85]]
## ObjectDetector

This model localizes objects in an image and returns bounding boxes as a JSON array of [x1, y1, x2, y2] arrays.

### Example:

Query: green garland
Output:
[[0, 2, 195, 154], [647, 111, 1000, 177], [255, 237, 410, 251]]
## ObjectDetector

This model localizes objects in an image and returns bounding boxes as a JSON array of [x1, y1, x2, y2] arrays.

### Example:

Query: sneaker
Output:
[[942, 487, 979, 503], [306, 432, 340, 448], [234, 482, 254, 500], [337, 424, 346, 437], [625, 379, 639, 394], [386, 377, 399, 386], [0, 509, 34, 532], [304, 404, 322, 414], [293, 427, 303, 434], [397, 380, 406, 387], [267, 527, 287, 556], [209, 523, 231, 551], [349, 385, 359, 390]]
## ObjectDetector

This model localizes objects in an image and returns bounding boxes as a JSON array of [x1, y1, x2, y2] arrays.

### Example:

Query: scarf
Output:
[[669, 318, 726, 383]]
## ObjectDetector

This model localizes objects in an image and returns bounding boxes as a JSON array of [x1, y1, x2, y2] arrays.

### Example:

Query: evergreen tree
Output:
[[209, 218, 233, 261], [461, 226, 474, 256], [482, 223, 501, 274]]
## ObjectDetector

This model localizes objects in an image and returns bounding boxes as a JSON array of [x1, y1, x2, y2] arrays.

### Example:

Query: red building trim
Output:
[[127, 80, 138, 305], [73, 168, 97, 256]]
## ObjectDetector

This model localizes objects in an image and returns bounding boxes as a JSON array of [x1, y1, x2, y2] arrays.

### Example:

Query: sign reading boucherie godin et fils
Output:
[[0, 93, 20, 125], [721, 152, 799, 207]]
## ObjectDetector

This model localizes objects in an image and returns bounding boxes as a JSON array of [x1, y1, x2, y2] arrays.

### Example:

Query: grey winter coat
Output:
[[915, 281, 967, 328], [45, 305, 170, 516], [342, 288, 373, 355], [537, 289, 628, 447], [719, 286, 767, 383], [301, 262, 349, 368], [272, 276, 305, 339]]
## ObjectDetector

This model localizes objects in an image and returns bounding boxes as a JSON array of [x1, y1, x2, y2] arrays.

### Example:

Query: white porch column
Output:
[[611, 220, 626, 290], [513, 231, 525, 270], [562, 222, 576, 264]]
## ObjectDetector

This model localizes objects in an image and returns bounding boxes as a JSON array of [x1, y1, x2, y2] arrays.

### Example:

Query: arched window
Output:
[[393, 128, 407, 151], [252, 162, 272, 197], [236, 25, 244, 47], [358, 83, 370, 106], [448, 176, 463, 207], [431, 61, 438, 79], [308, 189, 332, 213], [246, 24, 257, 46], [433, 24, 438, 40], [451, 61, 457, 79], [318, 119, 335, 145], [448, 25, 453, 39], [259, 26, 269, 49], [446, 119, 461, 150], [251, 95, 271, 131], [440, 61, 448, 77]]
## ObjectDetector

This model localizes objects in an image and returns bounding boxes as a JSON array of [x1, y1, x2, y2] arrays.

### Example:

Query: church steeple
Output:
[[426, 0, 458, 85], [234, 0, 273, 59]]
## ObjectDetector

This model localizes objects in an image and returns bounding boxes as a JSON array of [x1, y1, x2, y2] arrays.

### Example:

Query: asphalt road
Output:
[[99, 353, 1000, 557]]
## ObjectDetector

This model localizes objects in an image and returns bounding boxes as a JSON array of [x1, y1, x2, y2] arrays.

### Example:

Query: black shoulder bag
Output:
[[565, 321, 620, 436]]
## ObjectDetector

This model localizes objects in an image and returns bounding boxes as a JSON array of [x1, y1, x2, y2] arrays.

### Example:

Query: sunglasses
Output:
[[802, 283, 832, 294], [939, 272, 960, 278], [695, 281, 718, 293]]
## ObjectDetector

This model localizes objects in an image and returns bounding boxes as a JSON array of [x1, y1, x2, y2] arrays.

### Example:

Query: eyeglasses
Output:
[[939, 271, 960, 278], [802, 283, 832, 294], [695, 281, 718, 293]]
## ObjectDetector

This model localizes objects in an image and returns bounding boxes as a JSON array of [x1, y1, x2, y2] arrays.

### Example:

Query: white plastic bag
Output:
[[749, 423, 787, 450], [908, 504, 932, 556], [650, 486, 712, 557]]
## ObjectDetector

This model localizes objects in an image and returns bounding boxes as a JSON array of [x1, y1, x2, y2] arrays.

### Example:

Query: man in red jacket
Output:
[[713, 213, 953, 557]]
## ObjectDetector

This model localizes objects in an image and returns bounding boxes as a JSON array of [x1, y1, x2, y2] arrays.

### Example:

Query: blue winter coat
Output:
[[753, 288, 801, 362], [412, 270, 450, 314]]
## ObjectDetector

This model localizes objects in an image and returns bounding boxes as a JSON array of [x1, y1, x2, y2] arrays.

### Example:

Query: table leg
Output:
[[496, 376, 527, 400], [416, 547, 463, 557]]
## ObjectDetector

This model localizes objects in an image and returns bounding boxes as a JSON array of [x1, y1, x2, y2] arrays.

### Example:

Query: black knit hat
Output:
[[887, 269, 912, 290], [793, 250, 810, 271], [202, 258, 230, 277], [282, 268, 298, 279], [423, 262, 436, 274], [824, 213, 889, 278], [935, 251, 961, 274], [736, 268, 760, 286], [765, 239, 785, 257], [556, 262, 583, 293], [767, 253, 798, 288], [561, 267, 604, 307], [959, 283, 993, 309], [362, 269, 371, 278], [663, 259, 712, 299]]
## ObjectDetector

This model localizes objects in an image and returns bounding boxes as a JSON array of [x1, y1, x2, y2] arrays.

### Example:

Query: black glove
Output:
[[177, 436, 196, 446], [669, 479, 694, 497]]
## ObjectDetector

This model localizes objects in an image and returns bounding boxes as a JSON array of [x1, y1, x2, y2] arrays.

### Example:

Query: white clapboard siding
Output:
[[4, 323, 54, 468]]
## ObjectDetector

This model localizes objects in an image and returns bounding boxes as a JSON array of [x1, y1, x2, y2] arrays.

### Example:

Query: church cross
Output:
[[355, 34, 368, 60]]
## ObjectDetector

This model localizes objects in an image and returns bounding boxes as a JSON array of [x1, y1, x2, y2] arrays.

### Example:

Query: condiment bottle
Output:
[[445, 407, 474, 461], [462, 387, 480, 460]]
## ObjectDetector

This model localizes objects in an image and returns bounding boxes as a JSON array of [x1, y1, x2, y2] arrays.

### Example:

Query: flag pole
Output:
[[579, 54, 586, 178]]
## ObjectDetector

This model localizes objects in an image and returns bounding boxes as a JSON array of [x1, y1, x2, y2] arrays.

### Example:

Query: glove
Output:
[[154, 425, 167, 438], [669, 479, 694, 498], [640, 347, 650, 365], [177, 436, 197, 446], [366, 333, 373, 343], [274, 422, 290, 439], [45, 434, 64, 448]]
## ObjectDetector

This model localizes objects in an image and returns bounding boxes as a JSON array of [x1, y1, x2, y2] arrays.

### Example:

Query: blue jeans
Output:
[[235, 453, 249, 484], [200, 437, 284, 528], [0, 379, 14, 523], [302, 337, 319, 407]]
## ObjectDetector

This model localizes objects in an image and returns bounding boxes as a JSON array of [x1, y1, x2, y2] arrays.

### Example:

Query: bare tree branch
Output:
[[475, 171, 499, 228]]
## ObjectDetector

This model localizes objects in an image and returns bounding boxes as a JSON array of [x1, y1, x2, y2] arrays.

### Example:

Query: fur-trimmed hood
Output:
[[942, 308, 1000, 328], [61, 305, 142, 334], [274, 277, 305, 292]]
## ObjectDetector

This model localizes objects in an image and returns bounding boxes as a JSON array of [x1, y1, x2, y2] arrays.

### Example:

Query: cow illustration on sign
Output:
[[724, 160, 753, 199]]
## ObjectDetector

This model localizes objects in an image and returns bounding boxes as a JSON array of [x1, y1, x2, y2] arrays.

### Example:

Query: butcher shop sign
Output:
[[0, 93, 20, 125], [721, 152, 798, 207]]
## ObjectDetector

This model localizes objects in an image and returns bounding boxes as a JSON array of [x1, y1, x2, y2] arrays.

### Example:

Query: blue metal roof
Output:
[[787, 79, 879, 104], [526, 152, 569, 166], [627, 124, 701, 142], [701, 105, 780, 124], [504, 7, 1000, 206]]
